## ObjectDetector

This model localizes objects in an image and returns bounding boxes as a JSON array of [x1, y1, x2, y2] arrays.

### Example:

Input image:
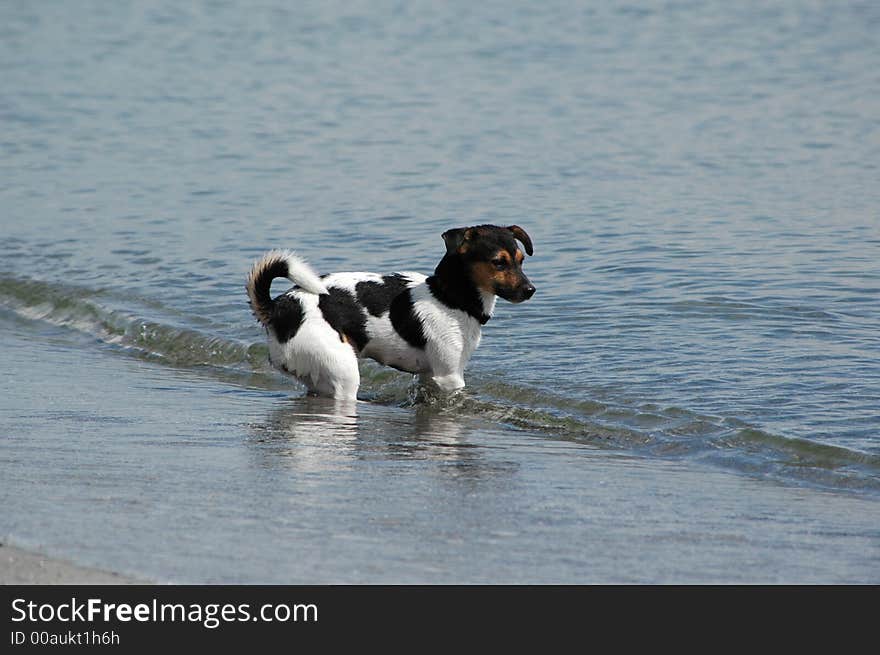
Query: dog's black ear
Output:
[[507, 225, 534, 256], [442, 227, 473, 254]]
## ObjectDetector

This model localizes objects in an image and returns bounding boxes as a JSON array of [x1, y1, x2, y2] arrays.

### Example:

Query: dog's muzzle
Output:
[[497, 280, 536, 303]]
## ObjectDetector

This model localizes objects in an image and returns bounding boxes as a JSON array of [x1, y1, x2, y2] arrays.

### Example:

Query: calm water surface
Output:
[[1, 1, 878, 582]]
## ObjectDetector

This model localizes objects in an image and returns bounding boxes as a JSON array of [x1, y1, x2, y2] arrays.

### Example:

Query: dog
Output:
[[246, 224, 535, 400]]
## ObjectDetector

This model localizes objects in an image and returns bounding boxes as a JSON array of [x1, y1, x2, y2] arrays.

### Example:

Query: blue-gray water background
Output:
[[1, 1, 878, 582]]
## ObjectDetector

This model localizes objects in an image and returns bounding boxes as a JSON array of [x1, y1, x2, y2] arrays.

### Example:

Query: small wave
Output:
[[2, 273, 878, 494], [0, 274, 267, 373]]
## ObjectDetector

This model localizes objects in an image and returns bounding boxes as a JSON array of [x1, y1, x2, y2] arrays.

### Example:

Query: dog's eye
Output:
[[492, 259, 507, 270]]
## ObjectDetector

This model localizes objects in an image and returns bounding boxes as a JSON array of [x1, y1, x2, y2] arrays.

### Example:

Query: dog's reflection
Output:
[[248, 394, 488, 474], [248, 396, 360, 475]]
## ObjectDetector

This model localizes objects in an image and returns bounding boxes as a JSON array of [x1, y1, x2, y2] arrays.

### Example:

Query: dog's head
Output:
[[441, 224, 536, 303]]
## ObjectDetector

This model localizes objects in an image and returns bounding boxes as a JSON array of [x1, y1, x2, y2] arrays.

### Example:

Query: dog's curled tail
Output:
[[246, 250, 328, 326]]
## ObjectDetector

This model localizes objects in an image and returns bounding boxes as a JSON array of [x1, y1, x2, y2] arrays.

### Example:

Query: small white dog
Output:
[[246, 224, 535, 400]]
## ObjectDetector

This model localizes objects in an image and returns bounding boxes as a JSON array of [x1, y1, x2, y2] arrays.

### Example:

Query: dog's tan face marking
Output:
[[470, 249, 522, 295], [469, 260, 497, 294]]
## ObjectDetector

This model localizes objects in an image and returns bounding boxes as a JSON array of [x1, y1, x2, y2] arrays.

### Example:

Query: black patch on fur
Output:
[[427, 255, 490, 324], [271, 293, 305, 343], [318, 287, 369, 351], [389, 288, 427, 348], [355, 274, 410, 317]]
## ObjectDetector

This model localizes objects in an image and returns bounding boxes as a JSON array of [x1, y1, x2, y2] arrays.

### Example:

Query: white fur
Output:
[[411, 283, 490, 392], [266, 270, 494, 400], [276, 250, 329, 295]]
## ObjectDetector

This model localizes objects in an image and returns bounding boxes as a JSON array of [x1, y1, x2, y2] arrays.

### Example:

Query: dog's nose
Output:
[[523, 284, 536, 299]]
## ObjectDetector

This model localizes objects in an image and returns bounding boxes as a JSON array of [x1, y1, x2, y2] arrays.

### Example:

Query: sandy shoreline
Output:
[[0, 543, 146, 585]]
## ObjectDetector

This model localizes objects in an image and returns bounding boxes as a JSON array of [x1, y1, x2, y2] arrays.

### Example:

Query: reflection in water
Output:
[[247, 396, 360, 475], [246, 394, 504, 478]]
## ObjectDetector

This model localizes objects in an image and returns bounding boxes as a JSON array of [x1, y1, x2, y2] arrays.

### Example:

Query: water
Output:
[[1, 1, 879, 582]]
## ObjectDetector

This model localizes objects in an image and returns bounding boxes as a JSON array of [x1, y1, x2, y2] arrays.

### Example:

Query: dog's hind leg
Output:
[[308, 336, 360, 402], [321, 345, 360, 401], [282, 320, 361, 401]]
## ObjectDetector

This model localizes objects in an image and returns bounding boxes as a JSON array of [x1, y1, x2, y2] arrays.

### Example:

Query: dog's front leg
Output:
[[422, 371, 465, 393]]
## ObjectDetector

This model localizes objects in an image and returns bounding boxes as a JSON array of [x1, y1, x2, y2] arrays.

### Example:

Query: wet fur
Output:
[[246, 225, 535, 400]]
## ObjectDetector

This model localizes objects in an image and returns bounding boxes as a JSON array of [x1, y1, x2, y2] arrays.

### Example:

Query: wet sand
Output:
[[0, 543, 145, 585]]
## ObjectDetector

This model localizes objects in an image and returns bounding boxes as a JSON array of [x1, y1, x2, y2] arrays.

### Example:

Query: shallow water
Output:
[[1, 1, 879, 582]]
